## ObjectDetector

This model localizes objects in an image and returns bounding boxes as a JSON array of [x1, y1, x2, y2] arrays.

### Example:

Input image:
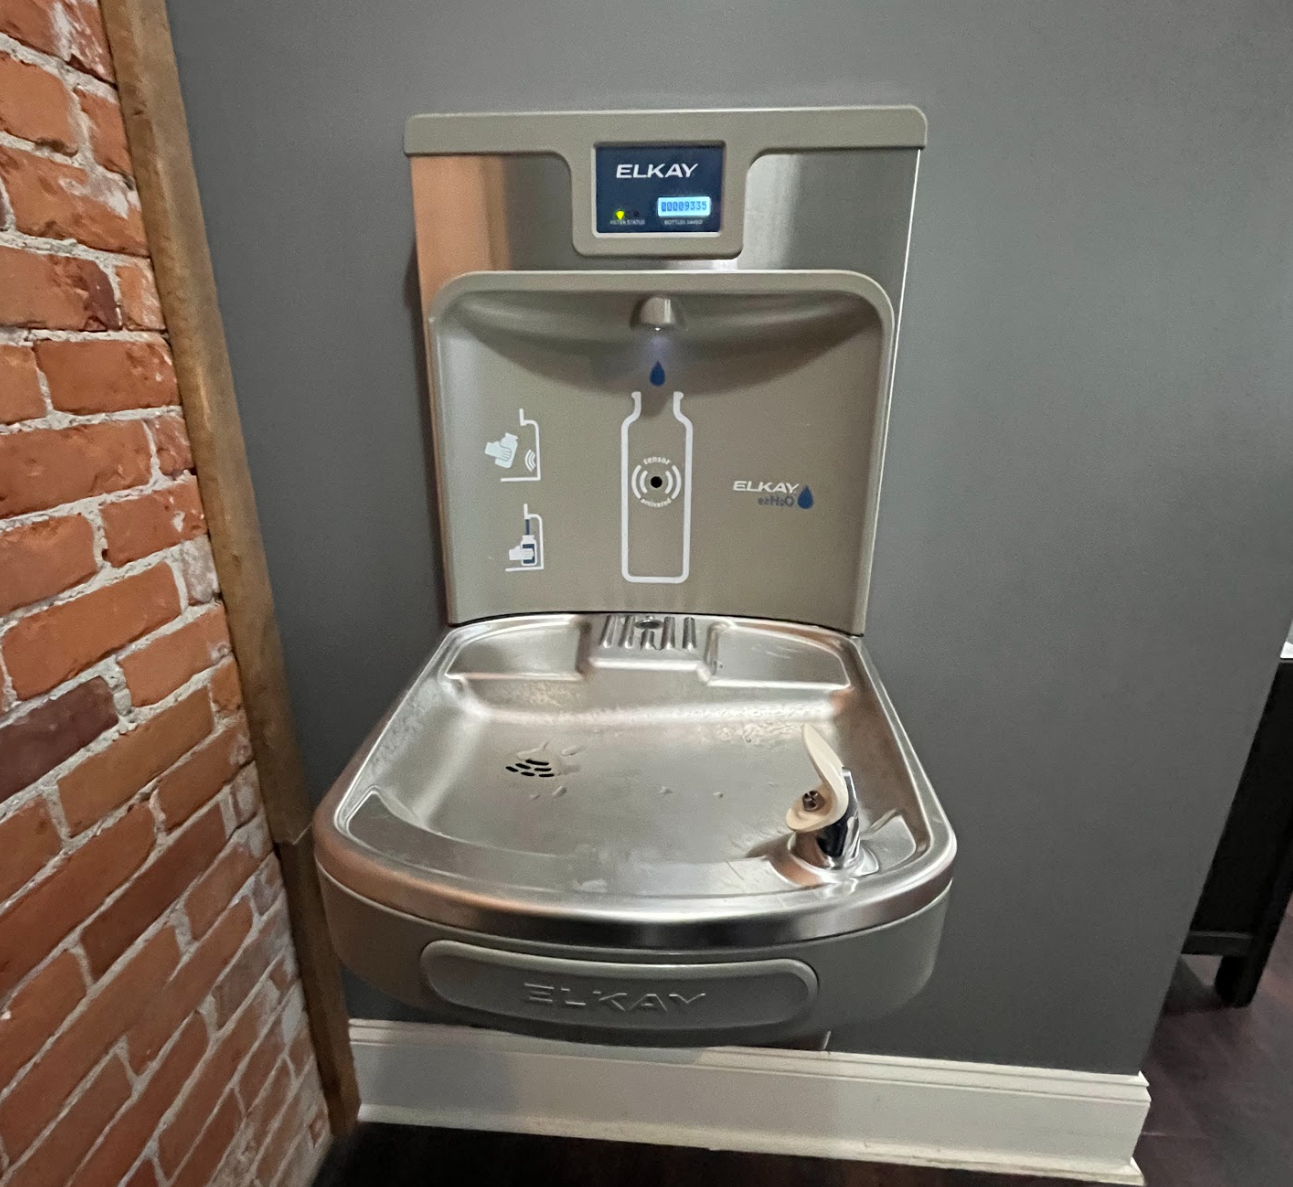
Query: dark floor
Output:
[[314, 913, 1293, 1187]]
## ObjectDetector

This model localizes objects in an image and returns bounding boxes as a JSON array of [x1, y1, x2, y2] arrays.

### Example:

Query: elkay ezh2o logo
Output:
[[733, 479, 815, 510]]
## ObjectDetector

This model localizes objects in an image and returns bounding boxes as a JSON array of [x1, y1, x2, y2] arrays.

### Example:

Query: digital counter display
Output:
[[595, 144, 723, 235], [657, 195, 711, 218]]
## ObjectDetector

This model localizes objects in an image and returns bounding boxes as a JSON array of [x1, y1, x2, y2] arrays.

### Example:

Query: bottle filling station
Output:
[[314, 108, 956, 1046]]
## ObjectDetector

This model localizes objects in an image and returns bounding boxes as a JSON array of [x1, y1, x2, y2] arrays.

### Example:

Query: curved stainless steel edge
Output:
[[319, 872, 951, 1043], [313, 618, 955, 951]]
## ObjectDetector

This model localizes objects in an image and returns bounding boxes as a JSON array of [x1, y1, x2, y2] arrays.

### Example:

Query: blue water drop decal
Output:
[[649, 361, 666, 387], [797, 486, 814, 509]]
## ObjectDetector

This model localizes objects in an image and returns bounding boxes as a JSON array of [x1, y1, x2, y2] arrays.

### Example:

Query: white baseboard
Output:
[[349, 1020, 1147, 1184]]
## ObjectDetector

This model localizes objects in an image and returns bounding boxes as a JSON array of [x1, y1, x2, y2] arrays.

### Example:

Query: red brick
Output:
[[236, 1005, 286, 1111], [0, 143, 144, 254], [82, 802, 226, 976], [0, 515, 97, 615], [59, 689, 213, 833], [154, 723, 250, 829], [118, 259, 165, 330], [102, 476, 206, 564], [287, 1021, 313, 1077], [0, 803, 154, 997], [149, 413, 192, 477], [0, 676, 115, 803], [0, 420, 149, 518], [0, 243, 118, 330], [159, 993, 265, 1175], [213, 905, 289, 1027], [0, 950, 85, 1086], [0, 0, 110, 74], [186, 833, 260, 940], [0, 345, 44, 424], [0, 54, 75, 152], [309, 1104, 329, 1145], [124, 1160, 159, 1187], [119, 607, 230, 707], [172, 1091, 240, 1187], [3, 564, 181, 699], [210, 658, 243, 713], [0, 926, 179, 1155], [250, 857, 283, 915], [60, 0, 114, 82], [177, 536, 219, 604], [275, 1132, 319, 1187], [232, 771, 262, 827], [6, 1056, 131, 1187], [67, 1015, 207, 1187], [126, 900, 253, 1070], [242, 1057, 291, 1156], [77, 87, 130, 174], [35, 338, 177, 414], [268, 952, 292, 995], [0, 799, 60, 901], [255, 1083, 305, 1187], [0, 0, 57, 54]]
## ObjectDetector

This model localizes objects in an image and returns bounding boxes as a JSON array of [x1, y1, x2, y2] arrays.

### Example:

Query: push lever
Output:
[[787, 725, 867, 869]]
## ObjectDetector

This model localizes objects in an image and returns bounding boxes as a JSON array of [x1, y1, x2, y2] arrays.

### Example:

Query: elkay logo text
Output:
[[614, 162, 700, 179], [523, 981, 707, 1014], [733, 479, 815, 510], [733, 480, 800, 495]]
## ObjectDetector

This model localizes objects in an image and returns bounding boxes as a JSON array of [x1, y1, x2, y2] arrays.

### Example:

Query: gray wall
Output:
[[166, 0, 1293, 1073]]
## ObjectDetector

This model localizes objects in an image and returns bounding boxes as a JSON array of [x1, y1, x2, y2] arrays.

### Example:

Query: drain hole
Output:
[[507, 754, 564, 779]]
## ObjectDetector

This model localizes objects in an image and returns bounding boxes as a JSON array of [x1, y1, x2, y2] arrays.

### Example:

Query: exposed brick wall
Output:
[[0, 5, 329, 1185]]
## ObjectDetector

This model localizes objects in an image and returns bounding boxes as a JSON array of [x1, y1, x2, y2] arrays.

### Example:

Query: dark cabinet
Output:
[[1185, 655, 1293, 1005]]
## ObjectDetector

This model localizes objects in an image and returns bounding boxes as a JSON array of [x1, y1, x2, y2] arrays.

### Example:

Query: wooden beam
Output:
[[99, 0, 359, 1132]]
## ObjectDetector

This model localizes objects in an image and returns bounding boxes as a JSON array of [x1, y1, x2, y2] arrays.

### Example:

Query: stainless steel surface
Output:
[[421, 940, 819, 1033], [410, 148, 918, 304], [314, 614, 955, 950], [408, 120, 920, 638], [312, 110, 954, 1025], [404, 107, 925, 259], [319, 874, 951, 1043], [426, 270, 895, 631]]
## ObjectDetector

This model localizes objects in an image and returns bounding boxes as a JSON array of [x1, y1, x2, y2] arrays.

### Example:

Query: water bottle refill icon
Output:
[[621, 389, 693, 583], [485, 409, 541, 481], [505, 504, 544, 572]]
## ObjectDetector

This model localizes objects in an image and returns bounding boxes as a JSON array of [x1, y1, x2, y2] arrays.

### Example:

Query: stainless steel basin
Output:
[[317, 613, 952, 947], [315, 613, 953, 1042]]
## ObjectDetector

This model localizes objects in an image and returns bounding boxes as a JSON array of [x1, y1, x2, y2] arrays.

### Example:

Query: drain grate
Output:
[[506, 757, 556, 778], [598, 613, 698, 652]]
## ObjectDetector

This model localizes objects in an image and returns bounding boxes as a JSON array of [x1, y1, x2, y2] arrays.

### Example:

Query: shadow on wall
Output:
[[404, 249, 447, 620]]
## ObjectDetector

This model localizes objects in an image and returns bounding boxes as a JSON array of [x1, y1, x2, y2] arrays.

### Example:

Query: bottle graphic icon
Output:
[[621, 389, 693, 583]]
